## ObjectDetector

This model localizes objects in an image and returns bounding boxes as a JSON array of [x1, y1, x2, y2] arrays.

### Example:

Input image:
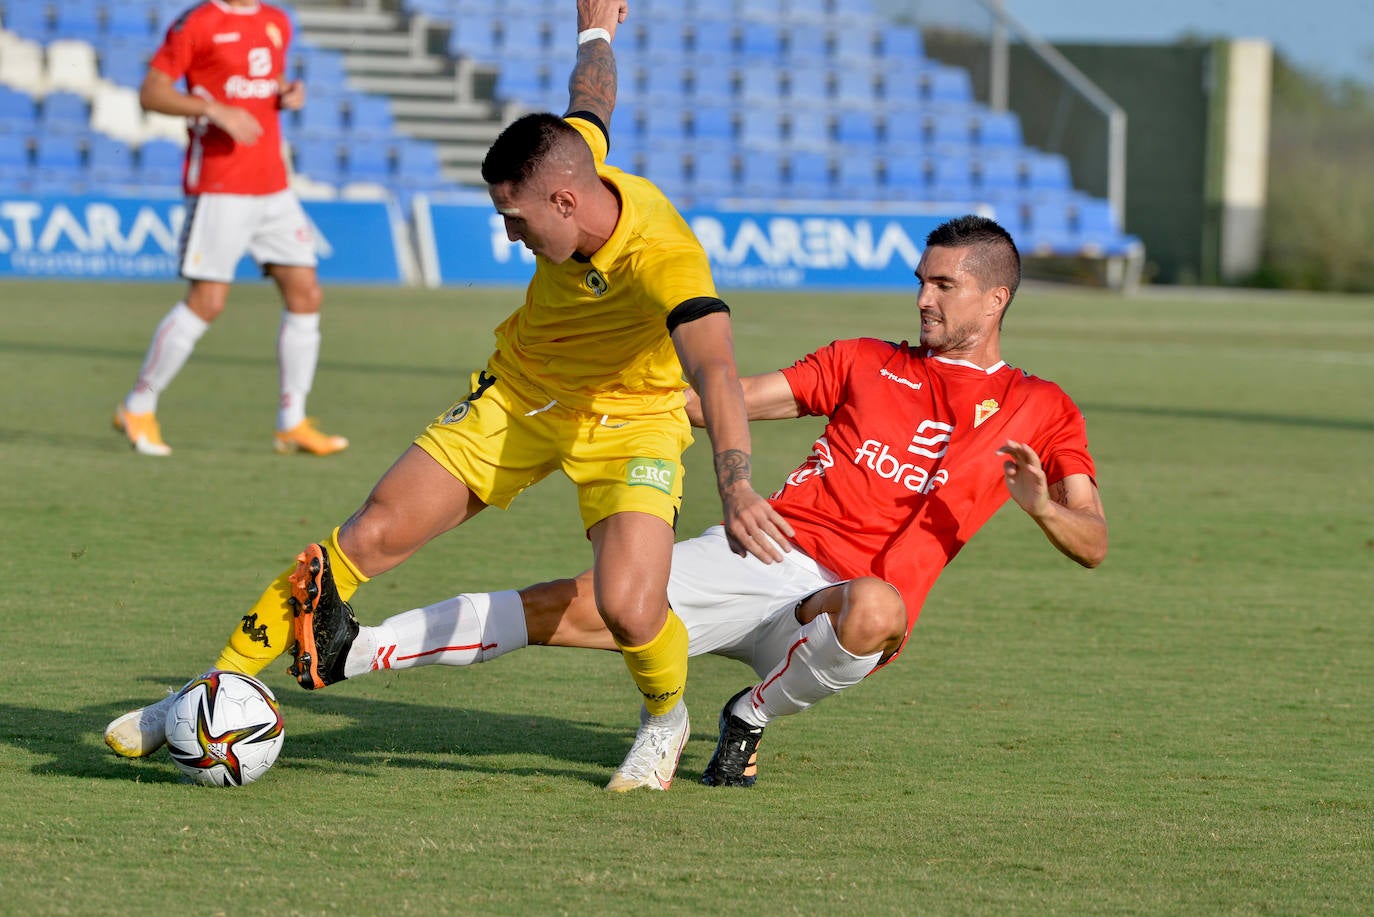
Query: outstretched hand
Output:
[[997, 439, 1051, 518], [721, 484, 795, 564]]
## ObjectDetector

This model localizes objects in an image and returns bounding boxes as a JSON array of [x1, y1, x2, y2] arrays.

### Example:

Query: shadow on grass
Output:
[[2, 689, 667, 789]]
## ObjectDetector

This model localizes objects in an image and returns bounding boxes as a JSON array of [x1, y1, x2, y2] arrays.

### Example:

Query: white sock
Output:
[[733, 612, 881, 728], [344, 590, 528, 679], [125, 302, 208, 414], [276, 310, 321, 431]]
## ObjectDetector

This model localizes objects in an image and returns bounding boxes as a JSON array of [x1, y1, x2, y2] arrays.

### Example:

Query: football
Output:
[[163, 670, 285, 787]]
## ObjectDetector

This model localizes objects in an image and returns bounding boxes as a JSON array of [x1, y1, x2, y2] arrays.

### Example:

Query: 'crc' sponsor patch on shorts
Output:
[[626, 458, 677, 494]]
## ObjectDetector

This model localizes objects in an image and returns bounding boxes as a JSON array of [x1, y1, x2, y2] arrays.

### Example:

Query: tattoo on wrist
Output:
[[715, 449, 751, 487], [568, 40, 617, 121]]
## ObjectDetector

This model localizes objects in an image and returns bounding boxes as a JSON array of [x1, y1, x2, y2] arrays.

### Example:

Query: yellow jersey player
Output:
[[104, 0, 793, 792]]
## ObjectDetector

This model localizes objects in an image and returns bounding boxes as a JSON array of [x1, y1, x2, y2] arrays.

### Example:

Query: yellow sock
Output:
[[616, 610, 688, 716], [213, 529, 369, 676]]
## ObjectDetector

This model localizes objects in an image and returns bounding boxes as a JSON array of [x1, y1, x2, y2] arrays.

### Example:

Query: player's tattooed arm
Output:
[[567, 37, 617, 126], [1048, 478, 1070, 507], [715, 449, 752, 490]]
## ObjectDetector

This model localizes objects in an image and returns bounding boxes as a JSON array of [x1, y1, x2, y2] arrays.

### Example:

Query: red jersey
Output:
[[150, 1, 292, 195], [776, 338, 1096, 633]]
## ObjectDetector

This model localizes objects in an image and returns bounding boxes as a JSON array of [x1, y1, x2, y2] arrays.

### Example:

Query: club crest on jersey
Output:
[[626, 458, 676, 494], [584, 268, 609, 296], [974, 399, 1000, 427], [266, 23, 283, 48]]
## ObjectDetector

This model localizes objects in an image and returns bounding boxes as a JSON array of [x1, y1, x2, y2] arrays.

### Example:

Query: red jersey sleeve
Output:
[[149, 12, 197, 81], [781, 338, 887, 417]]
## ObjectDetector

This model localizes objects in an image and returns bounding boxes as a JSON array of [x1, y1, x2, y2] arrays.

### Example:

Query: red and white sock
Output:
[[733, 612, 881, 728], [344, 590, 527, 679], [125, 302, 208, 414], [276, 311, 320, 432]]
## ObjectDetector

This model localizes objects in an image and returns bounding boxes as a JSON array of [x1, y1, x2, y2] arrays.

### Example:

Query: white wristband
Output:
[[577, 27, 611, 45]]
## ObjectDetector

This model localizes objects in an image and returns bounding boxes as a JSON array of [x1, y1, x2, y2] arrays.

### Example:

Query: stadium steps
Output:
[[293, 1, 506, 186]]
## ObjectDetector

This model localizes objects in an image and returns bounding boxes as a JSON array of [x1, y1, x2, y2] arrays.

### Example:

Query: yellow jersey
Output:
[[486, 116, 718, 416]]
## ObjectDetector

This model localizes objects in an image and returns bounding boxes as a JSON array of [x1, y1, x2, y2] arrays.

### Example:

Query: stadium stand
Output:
[[0, 0, 1138, 260]]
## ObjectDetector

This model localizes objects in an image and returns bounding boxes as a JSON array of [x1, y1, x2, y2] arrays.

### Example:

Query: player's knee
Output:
[[836, 577, 907, 655]]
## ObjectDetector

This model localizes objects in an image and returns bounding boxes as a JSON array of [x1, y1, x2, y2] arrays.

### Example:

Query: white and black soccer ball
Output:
[[163, 670, 285, 787]]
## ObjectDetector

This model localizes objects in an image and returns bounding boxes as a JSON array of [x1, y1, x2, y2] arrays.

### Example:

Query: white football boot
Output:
[[104, 690, 178, 758], [605, 701, 690, 792]]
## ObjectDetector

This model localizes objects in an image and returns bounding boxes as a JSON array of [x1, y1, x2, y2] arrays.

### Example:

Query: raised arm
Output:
[[566, 0, 628, 126], [997, 440, 1108, 568], [672, 313, 796, 562]]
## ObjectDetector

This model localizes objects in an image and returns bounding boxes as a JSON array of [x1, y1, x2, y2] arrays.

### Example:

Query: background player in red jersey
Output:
[[274, 214, 1110, 787], [113, 0, 347, 457]]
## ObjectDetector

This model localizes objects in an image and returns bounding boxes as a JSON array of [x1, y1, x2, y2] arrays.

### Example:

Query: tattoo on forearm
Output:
[[716, 449, 751, 488], [568, 40, 617, 123]]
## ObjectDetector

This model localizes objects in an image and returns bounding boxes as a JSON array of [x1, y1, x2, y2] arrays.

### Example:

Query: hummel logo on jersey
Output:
[[879, 368, 922, 390], [907, 420, 953, 459], [212, 32, 241, 43], [855, 438, 950, 494]]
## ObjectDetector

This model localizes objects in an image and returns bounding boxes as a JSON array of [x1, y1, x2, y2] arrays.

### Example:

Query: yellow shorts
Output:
[[414, 369, 692, 531]]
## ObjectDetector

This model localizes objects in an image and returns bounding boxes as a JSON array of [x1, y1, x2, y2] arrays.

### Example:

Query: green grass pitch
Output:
[[1, 278, 1371, 913]]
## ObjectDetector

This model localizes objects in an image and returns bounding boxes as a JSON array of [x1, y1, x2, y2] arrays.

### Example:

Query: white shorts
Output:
[[179, 190, 317, 282], [669, 525, 845, 677]]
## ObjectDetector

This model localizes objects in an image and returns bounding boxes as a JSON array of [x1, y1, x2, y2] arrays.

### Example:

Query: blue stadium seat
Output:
[[739, 149, 784, 197], [293, 138, 343, 185], [345, 94, 394, 138], [782, 26, 828, 64], [0, 87, 38, 133], [640, 147, 689, 198], [833, 68, 879, 108], [927, 155, 975, 202], [0, 133, 34, 172], [689, 149, 735, 199], [137, 138, 184, 181], [36, 135, 85, 173], [105, 3, 156, 37], [878, 25, 923, 62], [3, 4, 54, 40], [688, 64, 735, 104], [343, 139, 393, 182], [786, 67, 829, 104], [40, 92, 91, 135], [642, 105, 688, 144], [836, 154, 881, 199], [689, 21, 736, 60], [741, 0, 784, 23], [881, 110, 925, 150], [641, 21, 689, 60], [739, 23, 783, 60], [88, 135, 136, 183], [643, 63, 687, 102], [737, 65, 781, 104], [785, 150, 831, 199], [54, 1, 105, 42], [829, 26, 876, 64], [834, 109, 880, 147], [689, 105, 734, 144], [296, 95, 346, 138], [784, 0, 831, 25], [786, 108, 831, 151], [1025, 199, 1075, 252], [296, 48, 349, 87], [1023, 152, 1072, 192], [922, 65, 974, 104], [973, 110, 1023, 148], [927, 111, 975, 153], [737, 106, 785, 150], [973, 155, 1022, 201], [99, 38, 151, 87]]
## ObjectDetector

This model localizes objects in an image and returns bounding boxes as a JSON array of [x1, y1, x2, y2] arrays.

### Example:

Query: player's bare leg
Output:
[[593, 512, 691, 792]]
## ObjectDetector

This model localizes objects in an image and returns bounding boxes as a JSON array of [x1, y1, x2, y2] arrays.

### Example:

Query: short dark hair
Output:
[[480, 113, 582, 188], [926, 215, 1021, 306]]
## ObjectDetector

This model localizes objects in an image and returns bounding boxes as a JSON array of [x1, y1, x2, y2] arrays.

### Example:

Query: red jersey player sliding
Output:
[[276, 214, 1110, 787], [113, 0, 347, 457]]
